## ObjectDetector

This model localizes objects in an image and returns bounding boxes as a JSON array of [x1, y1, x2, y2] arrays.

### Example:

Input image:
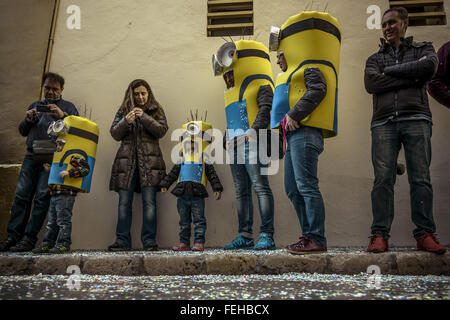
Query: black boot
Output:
[[107, 242, 131, 252], [0, 237, 17, 252], [9, 237, 35, 252]]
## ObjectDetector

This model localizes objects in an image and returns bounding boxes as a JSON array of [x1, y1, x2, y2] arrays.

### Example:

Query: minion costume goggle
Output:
[[47, 115, 99, 193], [269, 11, 341, 138], [212, 40, 274, 140], [178, 120, 212, 187]]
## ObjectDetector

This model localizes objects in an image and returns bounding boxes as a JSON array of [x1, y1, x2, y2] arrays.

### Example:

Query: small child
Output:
[[33, 138, 90, 254], [160, 139, 223, 252]]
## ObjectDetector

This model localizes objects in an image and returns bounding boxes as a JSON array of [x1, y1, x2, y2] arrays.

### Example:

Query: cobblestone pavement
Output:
[[0, 273, 448, 300]]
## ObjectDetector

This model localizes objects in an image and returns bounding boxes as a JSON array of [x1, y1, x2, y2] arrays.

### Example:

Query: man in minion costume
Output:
[[269, 11, 341, 254], [33, 115, 99, 253], [212, 39, 276, 250], [160, 117, 223, 251]]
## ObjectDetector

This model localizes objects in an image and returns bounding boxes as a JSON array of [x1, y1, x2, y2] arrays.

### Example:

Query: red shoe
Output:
[[367, 233, 389, 253], [286, 235, 327, 255], [172, 243, 191, 251], [192, 243, 204, 252], [417, 233, 447, 255]]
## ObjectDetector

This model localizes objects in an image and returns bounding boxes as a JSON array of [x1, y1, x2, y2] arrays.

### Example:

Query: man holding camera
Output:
[[0, 72, 79, 252]]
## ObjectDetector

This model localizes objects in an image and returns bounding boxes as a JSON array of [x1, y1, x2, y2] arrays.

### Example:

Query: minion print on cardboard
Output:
[[213, 40, 274, 140], [47, 116, 99, 192], [269, 11, 341, 138]]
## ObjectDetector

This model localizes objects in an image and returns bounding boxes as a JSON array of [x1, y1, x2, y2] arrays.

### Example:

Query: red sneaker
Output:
[[286, 235, 327, 255], [417, 233, 447, 255], [367, 233, 389, 253], [172, 243, 191, 251], [192, 243, 204, 252]]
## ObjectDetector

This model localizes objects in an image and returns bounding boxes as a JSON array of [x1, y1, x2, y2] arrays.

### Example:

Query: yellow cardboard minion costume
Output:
[[47, 116, 99, 192], [178, 120, 212, 187], [270, 11, 341, 138], [213, 40, 274, 140]]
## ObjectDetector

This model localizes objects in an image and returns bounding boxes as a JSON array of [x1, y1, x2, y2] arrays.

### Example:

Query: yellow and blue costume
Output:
[[213, 40, 274, 139], [47, 116, 99, 192], [270, 11, 341, 138]]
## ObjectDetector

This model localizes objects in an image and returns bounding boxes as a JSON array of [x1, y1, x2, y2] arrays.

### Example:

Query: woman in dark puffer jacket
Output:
[[108, 79, 168, 251]]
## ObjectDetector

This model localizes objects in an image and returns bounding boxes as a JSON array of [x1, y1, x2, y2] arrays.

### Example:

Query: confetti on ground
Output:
[[0, 273, 448, 300]]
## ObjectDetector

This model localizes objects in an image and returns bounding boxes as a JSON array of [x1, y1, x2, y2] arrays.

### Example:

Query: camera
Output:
[[36, 103, 51, 113]]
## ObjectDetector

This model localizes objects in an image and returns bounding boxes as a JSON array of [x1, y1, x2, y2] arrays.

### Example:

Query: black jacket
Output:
[[287, 67, 327, 122], [159, 162, 223, 198], [364, 37, 438, 123]]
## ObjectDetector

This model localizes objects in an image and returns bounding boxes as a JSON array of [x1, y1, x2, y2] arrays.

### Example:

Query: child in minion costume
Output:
[[33, 115, 99, 253], [212, 40, 276, 250], [160, 117, 223, 251], [269, 11, 341, 254]]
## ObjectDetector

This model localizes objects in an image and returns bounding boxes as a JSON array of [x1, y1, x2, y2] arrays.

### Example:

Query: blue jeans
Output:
[[177, 196, 206, 244], [229, 143, 274, 238], [284, 126, 326, 247], [371, 120, 435, 240], [7, 154, 51, 244], [43, 194, 76, 247], [115, 167, 158, 248]]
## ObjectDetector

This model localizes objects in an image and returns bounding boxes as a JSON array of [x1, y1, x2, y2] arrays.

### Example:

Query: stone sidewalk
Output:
[[0, 248, 448, 276]]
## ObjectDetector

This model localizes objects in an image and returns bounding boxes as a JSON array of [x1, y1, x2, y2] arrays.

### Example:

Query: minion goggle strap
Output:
[[47, 120, 99, 144], [269, 18, 341, 53]]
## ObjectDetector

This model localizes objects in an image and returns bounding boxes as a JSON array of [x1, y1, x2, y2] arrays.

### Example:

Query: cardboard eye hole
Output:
[[52, 120, 69, 135], [47, 121, 56, 135], [269, 26, 281, 52], [187, 123, 200, 135]]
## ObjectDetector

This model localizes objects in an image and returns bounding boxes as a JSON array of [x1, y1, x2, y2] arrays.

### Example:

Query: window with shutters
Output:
[[207, 0, 253, 37], [389, 0, 447, 26]]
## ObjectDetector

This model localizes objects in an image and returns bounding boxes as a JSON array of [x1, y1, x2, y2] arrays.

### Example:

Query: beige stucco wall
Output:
[[0, 0, 55, 163], [13, 0, 448, 249]]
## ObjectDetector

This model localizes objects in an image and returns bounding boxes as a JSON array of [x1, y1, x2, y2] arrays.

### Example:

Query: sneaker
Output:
[[0, 237, 17, 252], [143, 243, 158, 251], [224, 234, 254, 250], [32, 244, 54, 254], [254, 233, 276, 250], [192, 243, 204, 252], [172, 243, 191, 251], [417, 233, 446, 255], [107, 242, 131, 252], [49, 245, 70, 254], [9, 238, 35, 252], [367, 233, 389, 253], [286, 235, 327, 255]]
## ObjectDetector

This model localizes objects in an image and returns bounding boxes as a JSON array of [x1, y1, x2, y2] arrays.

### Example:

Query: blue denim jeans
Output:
[[284, 126, 326, 247], [177, 196, 206, 244], [371, 120, 435, 240], [42, 194, 76, 247], [7, 154, 51, 244], [115, 167, 158, 248], [229, 142, 274, 238]]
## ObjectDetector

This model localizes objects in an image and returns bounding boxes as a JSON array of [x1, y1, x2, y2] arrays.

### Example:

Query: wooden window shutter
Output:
[[207, 0, 254, 37], [389, 0, 447, 26]]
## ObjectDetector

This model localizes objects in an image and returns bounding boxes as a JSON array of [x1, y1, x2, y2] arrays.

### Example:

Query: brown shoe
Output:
[[367, 233, 389, 253], [286, 235, 327, 255], [417, 233, 447, 255], [172, 243, 191, 251]]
